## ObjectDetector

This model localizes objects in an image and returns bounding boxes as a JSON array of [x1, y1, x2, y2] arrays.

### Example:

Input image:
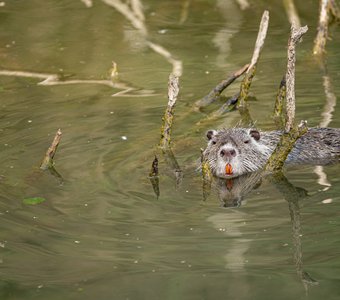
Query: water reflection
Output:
[[0, 0, 340, 299]]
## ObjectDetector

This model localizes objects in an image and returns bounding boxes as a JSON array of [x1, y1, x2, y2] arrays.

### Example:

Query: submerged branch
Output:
[[0, 69, 155, 97], [149, 155, 160, 199]]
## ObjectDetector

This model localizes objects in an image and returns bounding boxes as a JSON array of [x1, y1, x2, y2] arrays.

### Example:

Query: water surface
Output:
[[0, 1, 340, 299]]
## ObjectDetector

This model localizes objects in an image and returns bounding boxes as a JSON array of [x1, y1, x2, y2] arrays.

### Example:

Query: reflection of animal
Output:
[[203, 128, 340, 178], [215, 172, 263, 207]]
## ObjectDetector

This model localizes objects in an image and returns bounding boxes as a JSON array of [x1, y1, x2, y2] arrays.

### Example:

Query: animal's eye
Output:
[[244, 140, 250, 144], [212, 140, 216, 145]]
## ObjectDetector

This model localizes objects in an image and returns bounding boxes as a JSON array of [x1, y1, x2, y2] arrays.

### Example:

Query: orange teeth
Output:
[[225, 163, 233, 175]]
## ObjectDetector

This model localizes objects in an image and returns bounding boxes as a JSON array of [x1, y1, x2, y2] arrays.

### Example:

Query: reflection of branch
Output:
[[269, 173, 318, 290], [283, 0, 301, 27], [0, 69, 155, 97], [81, 0, 93, 8], [320, 73, 337, 127], [313, 0, 330, 56], [162, 148, 183, 187], [235, 0, 250, 10], [102, 0, 147, 35], [147, 42, 183, 77], [313, 63, 336, 189], [101, 0, 183, 76]]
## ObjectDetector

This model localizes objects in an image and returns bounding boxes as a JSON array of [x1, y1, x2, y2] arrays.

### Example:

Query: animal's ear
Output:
[[249, 129, 260, 141], [206, 130, 217, 140]]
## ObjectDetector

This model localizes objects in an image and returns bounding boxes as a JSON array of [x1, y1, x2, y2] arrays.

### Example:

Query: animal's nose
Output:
[[220, 149, 236, 157]]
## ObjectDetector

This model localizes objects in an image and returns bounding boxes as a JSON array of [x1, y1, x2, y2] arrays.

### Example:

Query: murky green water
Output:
[[1, 1, 340, 299]]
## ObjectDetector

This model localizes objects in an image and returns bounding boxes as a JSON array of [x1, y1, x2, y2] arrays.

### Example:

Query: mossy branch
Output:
[[265, 122, 308, 172], [265, 25, 308, 172], [159, 74, 180, 149], [201, 148, 213, 200]]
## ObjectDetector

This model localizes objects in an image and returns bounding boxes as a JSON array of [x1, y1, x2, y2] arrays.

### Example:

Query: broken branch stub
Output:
[[159, 74, 180, 149], [40, 129, 62, 170]]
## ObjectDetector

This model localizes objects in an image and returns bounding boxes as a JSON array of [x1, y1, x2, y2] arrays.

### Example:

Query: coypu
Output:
[[203, 127, 340, 178]]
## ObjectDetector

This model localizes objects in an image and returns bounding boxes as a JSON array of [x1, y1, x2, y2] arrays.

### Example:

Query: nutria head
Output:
[[203, 128, 273, 178]]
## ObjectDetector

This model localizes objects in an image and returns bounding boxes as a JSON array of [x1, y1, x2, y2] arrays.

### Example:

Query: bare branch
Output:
[[285, 25, 308, 132], [248, 10, 270, 72], [159, 74, 180, 149]]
